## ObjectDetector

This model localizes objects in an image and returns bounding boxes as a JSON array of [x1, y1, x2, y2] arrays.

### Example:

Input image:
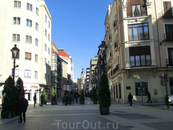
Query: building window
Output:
[[35, 22, 39, 31], [45, 15, 47, 23], [35, 71, 38, 79], [25, 52, 31, 60], [48, 47, 50, 54], [128, 23, 149, 40], [48, 21, 50, 28], [130, 46, 151, 67], [13, 34, 20, 41], [165, 24, 173, 41], [132, 5, 141, 17], [26, 19, 32, 27], [45, 29, 47, 37], [26, 35, 32, 43], [135, 78, 148, 96], [45, 43, 47, 51], [48, 34, 50, 41], [24, 70, 31, 78], [14, 1, 21, 8], [163, 1, 172, 18], [27, 3, 32, 11], [35, 54, 38, 62], [168, 48, 173, 66], [36, 7, 39, 16], [13, 17, 20, 24], [35, 38, 38, 46]]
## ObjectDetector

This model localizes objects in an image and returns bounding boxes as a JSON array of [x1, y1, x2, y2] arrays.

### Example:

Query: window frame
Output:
[[24, 70, 31, 78], [35, 71, 38, 79], [13, 17, 21, 25], [26, 19, 32, 27], [27, 3, 32, 11], [26, 35, 32, 44], [14, 1, 21, 8], [35, 38, 38, 47], [12, 34, 20, 42], [128, 23, 149, 41], [35, 22, 39, 31], [165, 24, 173, 41], [35, 54, 38, 62], [36, 7, 39, 16], [25, 52, 32, 60]]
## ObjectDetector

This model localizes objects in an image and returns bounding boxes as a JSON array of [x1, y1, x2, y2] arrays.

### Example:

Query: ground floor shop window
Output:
[[169, 78, 173, 95], [25, 93, 30, 101], [119, 84, 121, 98], [116, 85, 118, 98], [135, 78, 148, 96]]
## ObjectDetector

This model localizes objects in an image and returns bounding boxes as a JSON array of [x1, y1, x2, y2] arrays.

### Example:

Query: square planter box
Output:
[[99, 107, 109, 115], [79, 101, 85, 104], [1, 110, 15, 118]]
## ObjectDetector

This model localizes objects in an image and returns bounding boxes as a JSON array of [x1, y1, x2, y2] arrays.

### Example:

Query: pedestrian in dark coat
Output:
[[75, 94, 78, 104], [41, 95, 44, 106], [18, 94, 28, 123], [65, 94, 68, 106], [33, 94, 36, 107], [147, 91, 152, 103], [128, 92, 133, 106]]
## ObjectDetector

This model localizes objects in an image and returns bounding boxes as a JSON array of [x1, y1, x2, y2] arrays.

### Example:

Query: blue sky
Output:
[[45, 0, 113, 79]]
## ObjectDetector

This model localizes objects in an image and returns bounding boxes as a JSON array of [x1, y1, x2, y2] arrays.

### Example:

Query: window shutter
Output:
[[25, 52, 27, 59]]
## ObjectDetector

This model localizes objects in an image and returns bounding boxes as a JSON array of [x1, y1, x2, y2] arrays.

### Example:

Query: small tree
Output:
[[79, 90, 84, 101], [98, 73, 111, 107], [51, 87, 56, 102], [2, 76, 16, 111], [42, 88, 47, 103]]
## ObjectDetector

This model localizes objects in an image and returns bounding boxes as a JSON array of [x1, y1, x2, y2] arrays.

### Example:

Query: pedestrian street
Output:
[[0, 98, 173, 130]]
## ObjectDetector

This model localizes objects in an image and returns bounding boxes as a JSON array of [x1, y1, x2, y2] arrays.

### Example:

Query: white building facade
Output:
[[0, 0, 52, 105]]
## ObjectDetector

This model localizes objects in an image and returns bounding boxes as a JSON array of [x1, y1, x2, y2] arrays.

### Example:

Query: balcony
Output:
[[160, 10, 173, 19], [127, 10, 147, 18], [111, 64, 119, 76]]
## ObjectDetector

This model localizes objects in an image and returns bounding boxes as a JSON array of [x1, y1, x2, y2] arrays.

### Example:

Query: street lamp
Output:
[[99, 41, 107, 73], [11, 44, 20, 85]]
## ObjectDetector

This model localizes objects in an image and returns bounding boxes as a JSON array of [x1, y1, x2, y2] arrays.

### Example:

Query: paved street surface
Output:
[[0, 98, 173, 130]]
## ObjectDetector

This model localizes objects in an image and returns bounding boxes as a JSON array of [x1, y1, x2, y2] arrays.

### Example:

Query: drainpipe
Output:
[[154, 0, 162, 67]]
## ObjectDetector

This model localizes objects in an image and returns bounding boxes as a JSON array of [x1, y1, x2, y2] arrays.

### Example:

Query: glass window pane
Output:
[[146, 55, 151, 65], [144, 27, 149, 39], [128, 27, 133, 40], [130, 56, 135, 66], [139, 26, 143, 39], [14, 1, 17, 7], [13, 17, 16, 24], [135, 55, 140, 66], [141, 55, 145, 65], [134, 27, 138, 40], [13, 34, 16, 41], [18, 2, 21, 8], [27, 3, 29, 10], [137, 5, 141, 16], [17, 34, 20, 41]]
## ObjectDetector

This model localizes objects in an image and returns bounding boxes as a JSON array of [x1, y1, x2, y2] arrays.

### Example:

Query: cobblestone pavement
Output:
[[0, 98, 173, 130]]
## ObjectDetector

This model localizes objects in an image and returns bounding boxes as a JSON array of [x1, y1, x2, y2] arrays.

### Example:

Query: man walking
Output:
[[147, 91, 152, 103], [33, 94, 36, 107], [18, 94, 28, 123], [128, 92, 133, 106]]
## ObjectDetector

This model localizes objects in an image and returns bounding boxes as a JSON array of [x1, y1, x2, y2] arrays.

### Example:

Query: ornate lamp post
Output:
[[11, 44, 20, 85], [99, 41, 107, 73]]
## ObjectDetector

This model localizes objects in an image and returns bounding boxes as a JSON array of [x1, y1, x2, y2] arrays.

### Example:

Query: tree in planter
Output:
[[79, 90, 85, 104], [92, 87, 98, 104], [51, 87, 57, 105], [15, 77, 24, 115], [2, 76, 16, 118], [90, 89, 93, 101], [42, 88, 47, 104], [98, 73, 111, 115]]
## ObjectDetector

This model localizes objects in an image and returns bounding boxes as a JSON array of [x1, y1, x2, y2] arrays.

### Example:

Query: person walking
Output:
[[18, 94, 28, 123], [75, 94, 78, 104], [33, 94, 36, 107], [147, 91, 152, 103], [128, 92, 133, 106], [65, 94, 68, 106]]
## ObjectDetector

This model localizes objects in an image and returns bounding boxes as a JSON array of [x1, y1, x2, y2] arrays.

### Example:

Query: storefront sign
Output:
[[30, 85, 38, 88]]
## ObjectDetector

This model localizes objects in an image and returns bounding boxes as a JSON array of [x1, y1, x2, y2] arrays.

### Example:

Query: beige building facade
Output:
[[105, 0, 173, 104], [0, 0, 52, 104]]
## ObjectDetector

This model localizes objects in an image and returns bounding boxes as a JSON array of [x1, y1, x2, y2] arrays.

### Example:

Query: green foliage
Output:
[[16, 77, 24, 102], [79, 90, 84, 101], [42, 88, 47, 101], [98, 73, 111, 107], [92, 87, 97, 102], [51, 87, 56, 102], [90, 89, 93, 101], [2, 76, 16, 111]]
